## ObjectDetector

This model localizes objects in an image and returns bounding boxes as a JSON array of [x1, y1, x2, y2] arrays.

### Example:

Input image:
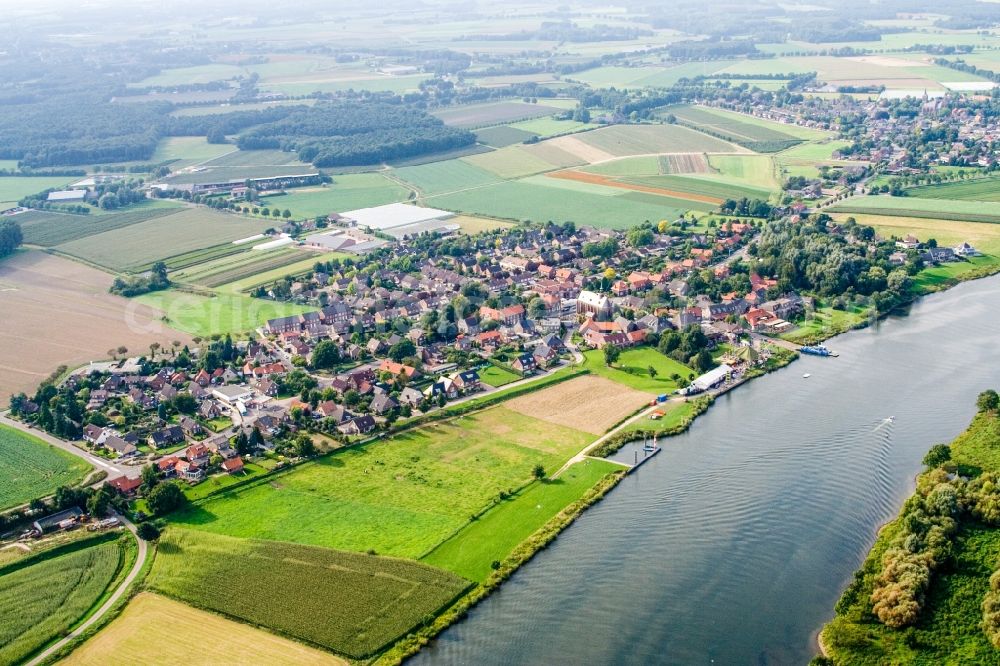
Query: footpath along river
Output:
[[415, 274, 1000, 665]]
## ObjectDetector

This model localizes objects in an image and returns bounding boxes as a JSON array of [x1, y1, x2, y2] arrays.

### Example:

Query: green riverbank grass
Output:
[[582, 347, 694, 394], [422, 459, 621, 581]]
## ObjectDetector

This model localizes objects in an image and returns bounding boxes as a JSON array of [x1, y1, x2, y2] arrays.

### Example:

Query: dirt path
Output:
[[25, 514, 148, 666]]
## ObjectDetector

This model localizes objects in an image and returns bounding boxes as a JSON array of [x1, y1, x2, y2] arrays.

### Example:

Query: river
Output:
[[414, 274, 1000, 665]]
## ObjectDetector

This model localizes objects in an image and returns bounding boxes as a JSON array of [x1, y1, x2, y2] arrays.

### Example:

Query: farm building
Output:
[[46, 189, 88, 202], [33, 507, 84, 533], [340, 203, 458, 238]]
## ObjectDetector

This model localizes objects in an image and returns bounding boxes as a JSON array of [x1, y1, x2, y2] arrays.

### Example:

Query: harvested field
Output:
[[64, 593, 347, 666], [546, 170, 724, 205], [660, 153, 713, 174], [518, 141, 588, 169], [504, 375, 651, 435], [0, 252, 191, 399], [544, 134, 617, 163]]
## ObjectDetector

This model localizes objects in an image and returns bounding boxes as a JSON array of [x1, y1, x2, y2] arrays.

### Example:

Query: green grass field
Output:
[[151, 137, 236, 168], [267, 174, 411, 218], [199, 149, 310, 168], [622, 399, 699, 434], [701, 154, 781, 191], [582, 348, 694, 394], [822, 413, 1000, 665], [132, 289, 312, 337], [430, 101, 561, 128], [395, 160, 502, 196], [55, 208, 275, 272], [0, 424, 91, 510], [461, 145, 563, 179], [149, 529, 468, 660], [567, 61, 736, 88], [17, 201, 184, 247], [423, 459, 620, 581], [170, 406, 591, 557], [262, 74, 427, 96], [829, 195, 1000, 224], [581, 156, 663, 177], [0, 176, 77, 206], [427, 179, 689, 228], [478, 364, 520, 388], [508, 117, 596, 137], [171, 247, 300, 286], [668, 104, 826, 149], [133, 64, 244, 87], [213, 251, 350, 293], [780, 304, 871, 345], [621, 174, 774, 200], [0, 540, 122, 664], [577, 124, 740, 157]]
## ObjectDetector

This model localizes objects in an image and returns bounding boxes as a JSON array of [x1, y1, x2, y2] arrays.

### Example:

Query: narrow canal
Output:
[[415, 275, 1000, 665]]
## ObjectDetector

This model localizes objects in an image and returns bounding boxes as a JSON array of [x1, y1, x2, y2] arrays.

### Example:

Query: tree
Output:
[[922, 444, 951, 469], [311, 340, 341, 370], [527, 297, 547, 319], [693, 349, 714, 372], [978, 389, 1000, 413], [136, 523, 161, 541], [248, 427, 264, 452], [648, 365, 658, 379], [603, 344, 621, 366], [141, 463, 159, 493], [146, 481, 188, 516], [294, 434, 316, 458], [388, 339, 416, 363], [171, 393, 197, 414], [0, 220, 23, 258], [282, 209, 292, 219], [533, 463, 546, 480]]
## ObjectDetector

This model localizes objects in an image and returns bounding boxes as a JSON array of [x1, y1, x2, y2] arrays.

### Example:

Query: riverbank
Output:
[[818, 406, 1000, 665]]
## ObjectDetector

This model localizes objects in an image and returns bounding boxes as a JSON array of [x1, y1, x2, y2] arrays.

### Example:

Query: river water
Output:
[[415, 275, 1000, 665]]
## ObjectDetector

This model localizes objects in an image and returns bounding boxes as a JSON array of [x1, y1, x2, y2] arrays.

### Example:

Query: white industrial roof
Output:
[[341, 203, 454, 230], [47, 190, 86, 201]]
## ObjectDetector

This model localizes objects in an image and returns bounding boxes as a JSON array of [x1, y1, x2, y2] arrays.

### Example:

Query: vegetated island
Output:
[[817, 389, 1000, 665]]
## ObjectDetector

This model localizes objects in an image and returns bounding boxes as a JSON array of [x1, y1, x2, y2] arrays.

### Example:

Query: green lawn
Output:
[[423, 459, 620, 581], [780, 304, 871, 345], [478, 364, 520, 388], [169, 406, 592, 558], [151, 137, 236, 168], [582, 347, 694, 394], [0, 424, 92, 510], [829, 195, 1000, 224], [133, 289, 313, 337], [622, 399, 698, 434], [394, 160, 502, 197], [508, 117, 596, 137]]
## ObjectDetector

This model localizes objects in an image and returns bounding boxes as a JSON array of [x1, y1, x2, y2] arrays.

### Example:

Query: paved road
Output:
[[0, 412, 138, 479], [25, 514, 148, 666]]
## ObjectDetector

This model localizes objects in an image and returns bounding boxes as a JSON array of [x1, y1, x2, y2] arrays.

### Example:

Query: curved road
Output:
[[25, 514, 148, 666]]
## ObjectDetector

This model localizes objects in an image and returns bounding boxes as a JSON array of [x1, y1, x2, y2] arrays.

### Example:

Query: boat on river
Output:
[[799, 344, 839, 357]]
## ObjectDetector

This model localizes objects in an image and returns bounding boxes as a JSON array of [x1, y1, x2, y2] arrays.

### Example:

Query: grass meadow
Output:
[[132, 289, 312, 337], [582, 347, 695, 394], [0, 424, 91, 510], [829, 195, 1000, 224], [169, 406, 592, 557], [478, 364, 521, 388], [423, 459, 621, 581]]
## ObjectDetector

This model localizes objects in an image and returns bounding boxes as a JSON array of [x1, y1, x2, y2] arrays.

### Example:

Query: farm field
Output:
[[263, 175, 411, 218], [16, 201, 184, 247], [543, 170, 722, 209], [567, 61, 736, 88], [508, 117, 596, 137], [423, 459, 621, 581], [213, 251, 350, 294], [0, 251, 192, 399], [132, 289, 312, 337], [171, 247, 305, 288], [55, 207, 275, 272], [461, 145, 567, 179], [775, 140, 853, 162], [0, 539, 122, 665], [906, 176, 1000, 201], [395, 160, 502, 196], [148, 530, 467, 660], [162, 164, 319, 186], [133, 63, 244, 87], [169, 99, 316, 117], [431, 101, 560, 128], [668, 104, 827, 151], [63, 593, 347, 666], [504, 374, 651, 435], [262, 74, 427, 96], [582, 348, 696, 395], [150, 137, 235, 168], [571, 124, 742, 158], [619, 173, 774, 201], [198, 148, 310, 168], [170, 406, 592, 557], [0, 176, 76, 206], [0, 424, 91, 510], [581, 156, 663, 177], [427, 179, 691, 228], [474, 125, 536, 148], [478, 364, 520, 387], [828, 195, 1000, 224], [450, 214, 514, 234]]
